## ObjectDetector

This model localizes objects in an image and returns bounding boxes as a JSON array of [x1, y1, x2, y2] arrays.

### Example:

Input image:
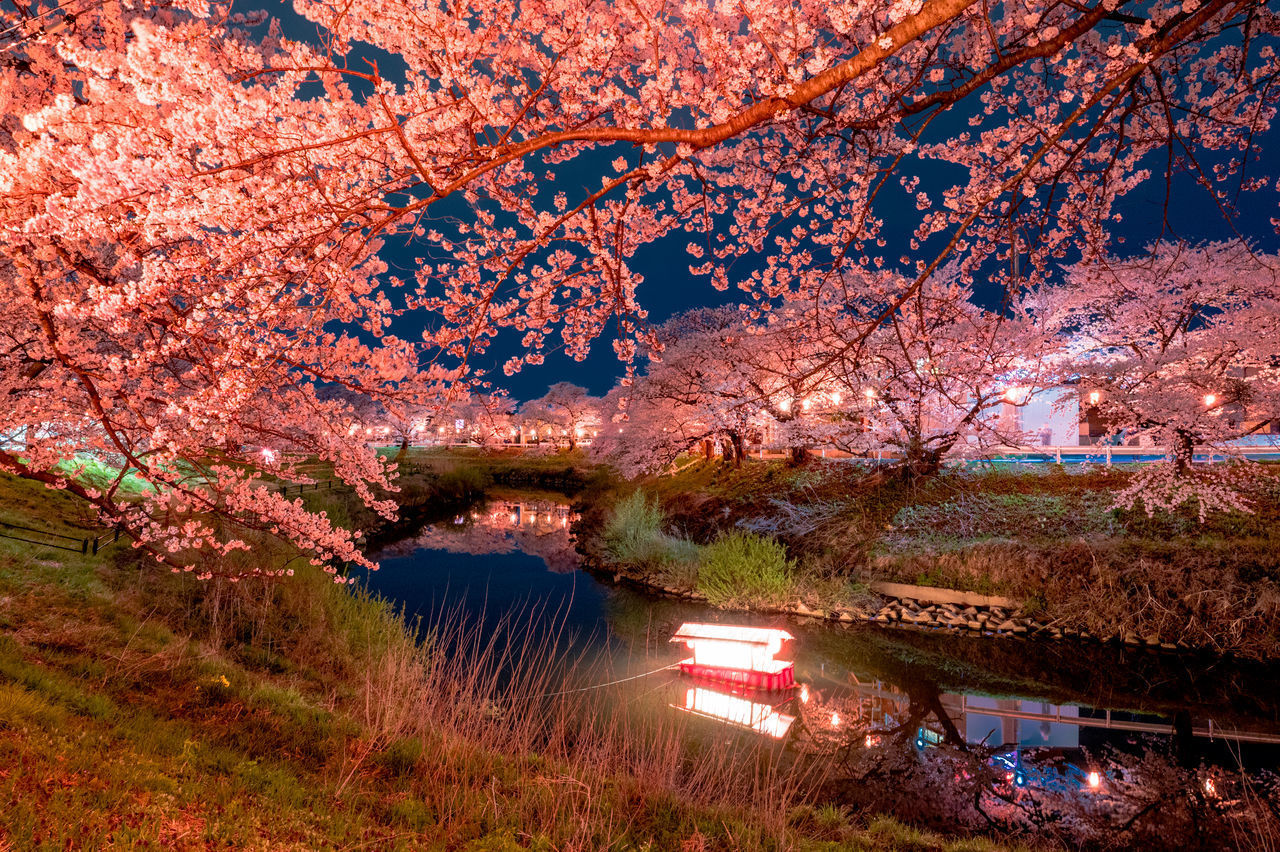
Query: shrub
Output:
[[602, 491, 702, 575], [698, 530, 794, 606]]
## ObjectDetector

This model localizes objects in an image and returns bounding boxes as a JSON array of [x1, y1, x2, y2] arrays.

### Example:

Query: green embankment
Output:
[[0, 468, 1026, 850], [586, 458, 1280, 658]]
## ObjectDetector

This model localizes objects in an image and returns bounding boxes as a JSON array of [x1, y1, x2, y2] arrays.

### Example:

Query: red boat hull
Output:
[[678, 660, 795, 691]]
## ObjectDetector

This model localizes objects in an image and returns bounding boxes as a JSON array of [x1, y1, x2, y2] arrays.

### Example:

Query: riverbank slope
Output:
[[577, 459, 1280, 659], [0, 469, 1026, 850]]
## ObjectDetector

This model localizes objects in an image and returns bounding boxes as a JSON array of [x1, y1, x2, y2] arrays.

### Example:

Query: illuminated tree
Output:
[[1050, 241, 1280, 516], [518, 383, 601, 450], [828, 271, 1057, 478], [593, 307, 826, 475], [449, 393, 518, 447], [4, 0, 1278, 571]]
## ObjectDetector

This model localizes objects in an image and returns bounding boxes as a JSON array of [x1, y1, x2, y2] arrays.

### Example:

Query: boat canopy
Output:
[[670, 623, 793, 647]]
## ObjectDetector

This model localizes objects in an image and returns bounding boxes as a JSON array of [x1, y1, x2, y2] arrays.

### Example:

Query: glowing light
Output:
[[830, 711, 840, 727], [670, 623, 796, 689], [678, 687, 795, 739], [1204, 393, 1217, 406], [1004, 386, 1029, 404], [864, 734, 881, 748], [864, 388, 877, 401], [1087, 771, 1101, 790], [1204, 777, 1217, 796], [259, 448, 277, 464], [1088, 391, 1101, 405], [671, 624, 793, 672], [799, 684, 810, 704], [801, 398, 812, 411], [830, 392, 842, 406], [778, 398, 792, 413]]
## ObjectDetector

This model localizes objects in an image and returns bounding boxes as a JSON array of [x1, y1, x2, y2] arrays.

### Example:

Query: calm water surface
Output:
[[358, 490, 1280, 835]]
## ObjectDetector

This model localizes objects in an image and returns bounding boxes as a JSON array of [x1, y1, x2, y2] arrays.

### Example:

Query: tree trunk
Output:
[[1171, 429, 1195, 473], [788, 445, 809, 465], [730, 432, 746, 468]]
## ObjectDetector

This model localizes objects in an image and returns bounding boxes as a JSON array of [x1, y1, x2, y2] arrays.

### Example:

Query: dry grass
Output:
[[611, 461, 1280, 657]]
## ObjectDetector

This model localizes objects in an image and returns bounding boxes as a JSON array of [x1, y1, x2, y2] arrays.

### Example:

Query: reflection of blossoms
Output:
[[802, 679, 1280, 849], [377, 500, 580, 573]]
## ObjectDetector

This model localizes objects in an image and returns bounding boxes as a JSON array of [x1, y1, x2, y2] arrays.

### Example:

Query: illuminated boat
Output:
[[670, 623, 795, 691]]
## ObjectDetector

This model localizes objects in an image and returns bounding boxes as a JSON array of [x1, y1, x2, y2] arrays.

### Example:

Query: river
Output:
[[356, 489, 1280, 845]]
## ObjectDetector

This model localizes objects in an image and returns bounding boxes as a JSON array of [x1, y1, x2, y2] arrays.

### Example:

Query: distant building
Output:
[[1000, 388, 1079, 446]]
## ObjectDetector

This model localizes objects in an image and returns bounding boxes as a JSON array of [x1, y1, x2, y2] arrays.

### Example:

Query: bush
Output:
[[602, 491, 702, 575], [698, 530, 794, 606]]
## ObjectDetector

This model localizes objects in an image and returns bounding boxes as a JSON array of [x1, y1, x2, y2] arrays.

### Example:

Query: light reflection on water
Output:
[[361, 491, 1280, 834]]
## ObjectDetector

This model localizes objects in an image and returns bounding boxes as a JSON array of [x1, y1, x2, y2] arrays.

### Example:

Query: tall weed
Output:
[[698, 530, 794, 607], [602, 491, 702, 574]]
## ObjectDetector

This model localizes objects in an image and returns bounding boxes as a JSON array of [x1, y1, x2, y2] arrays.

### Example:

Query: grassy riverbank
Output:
[[583, 459, 1280, 659], [0, 471, 1027, 850]]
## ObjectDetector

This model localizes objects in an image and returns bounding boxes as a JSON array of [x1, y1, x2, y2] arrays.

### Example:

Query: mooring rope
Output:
[[508, 662, 681, 701]]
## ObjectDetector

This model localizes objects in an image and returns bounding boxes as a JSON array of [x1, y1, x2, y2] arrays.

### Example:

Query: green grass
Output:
[[602, 490, 703, 575], [582, 458, 1280, 657], [698, 530, 795, 607], [0, 468, 1033, 850]]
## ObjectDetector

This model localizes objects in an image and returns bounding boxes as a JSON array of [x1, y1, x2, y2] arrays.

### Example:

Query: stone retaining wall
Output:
[[611, 569, 1189, 652]]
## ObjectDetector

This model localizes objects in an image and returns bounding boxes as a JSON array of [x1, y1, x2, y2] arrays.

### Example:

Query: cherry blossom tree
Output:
[[590, 387, 707, 479], [1048, 240, 1280, 517], [827, 270, 1059, 478], [4, 0, 1279, 573], [592, 307, 821, 475], [599, 280, 1057, 479], [518, 383, 601, 451], [448, 393, 518, 447]]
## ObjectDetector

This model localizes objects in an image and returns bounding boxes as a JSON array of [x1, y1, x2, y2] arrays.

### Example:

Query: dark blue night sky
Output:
[[378, 149, 1280, 401], [275, 5, 1280, 402]]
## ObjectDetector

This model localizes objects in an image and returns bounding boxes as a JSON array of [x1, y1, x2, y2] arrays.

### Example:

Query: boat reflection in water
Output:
[[675, 685, 796, 739], [665, 624, 1280, 813]]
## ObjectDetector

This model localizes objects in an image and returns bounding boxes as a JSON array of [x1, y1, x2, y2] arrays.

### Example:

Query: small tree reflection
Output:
[[779, 678, 1280, 849]]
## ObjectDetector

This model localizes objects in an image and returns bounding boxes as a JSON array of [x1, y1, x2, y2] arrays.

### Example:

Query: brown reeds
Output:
[[342, 596, 825, 847]]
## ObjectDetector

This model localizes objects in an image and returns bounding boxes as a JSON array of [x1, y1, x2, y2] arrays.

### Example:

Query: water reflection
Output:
[[378, 496, 580, 573], [367, 490, 1280, 848], [675, 686, 796, 739]]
